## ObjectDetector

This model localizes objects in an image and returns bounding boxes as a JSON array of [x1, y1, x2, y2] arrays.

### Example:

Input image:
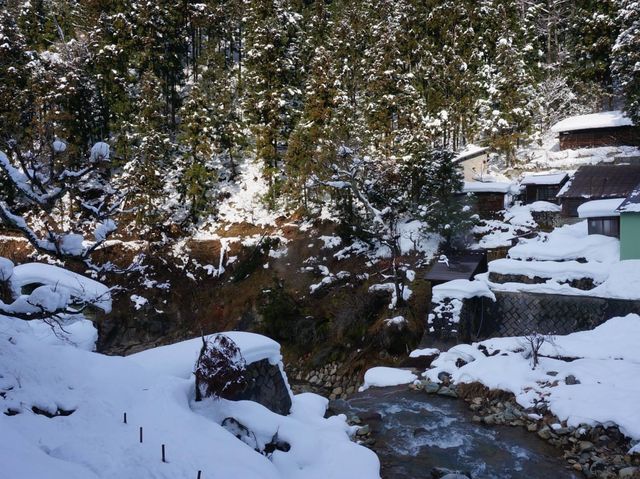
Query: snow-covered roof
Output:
[[577, 198, 625, 219], [454, 144, 489, 162], [432, 279, 495, 302], [551, 111, 634, 133], [463, 181, 514, 194], [618, 184, 640, 213], [520, 172, 568, 186]]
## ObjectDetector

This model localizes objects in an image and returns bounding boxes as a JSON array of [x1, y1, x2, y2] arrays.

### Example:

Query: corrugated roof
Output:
[[557, 165, 640, 199]]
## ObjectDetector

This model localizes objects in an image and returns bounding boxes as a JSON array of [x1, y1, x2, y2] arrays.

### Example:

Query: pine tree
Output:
[[612, 0, 640, 122]]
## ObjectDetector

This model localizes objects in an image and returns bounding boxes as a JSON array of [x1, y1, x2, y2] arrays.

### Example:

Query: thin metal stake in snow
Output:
[[162, 444, 166, 463], [123, 412, 127, 424], [197, 471, 202, 479], [139, 427, 143, 443]]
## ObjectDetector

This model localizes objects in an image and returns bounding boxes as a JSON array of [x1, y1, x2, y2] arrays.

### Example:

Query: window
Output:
[[536, 185, 558, 202], [588, 217, 620, 238]]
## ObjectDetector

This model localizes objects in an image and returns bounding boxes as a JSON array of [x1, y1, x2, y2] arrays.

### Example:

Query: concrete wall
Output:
[[429, 291, 640, 342], [620, 212, 640, 260]]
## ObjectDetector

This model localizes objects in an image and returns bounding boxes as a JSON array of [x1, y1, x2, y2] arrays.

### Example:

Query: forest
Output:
[[0, 0, 639, 245]]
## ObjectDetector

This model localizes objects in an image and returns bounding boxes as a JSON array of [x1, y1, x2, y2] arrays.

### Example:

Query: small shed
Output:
[[617, 184, 640, 259], [425, 252, 488, 286], [520, 172, 569, 204], [551, 111, 640, 150], [462, 181, 514, 218], [577, 198, 624, 238], [556, 164, 640, 217], [454, 145, 490, 181]]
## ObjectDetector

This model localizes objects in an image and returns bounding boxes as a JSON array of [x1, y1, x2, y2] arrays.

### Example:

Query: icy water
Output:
[[330, 385, 579, 479]]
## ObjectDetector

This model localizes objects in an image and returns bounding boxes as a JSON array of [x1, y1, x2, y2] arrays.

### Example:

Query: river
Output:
[[330, 385, 580, 479]]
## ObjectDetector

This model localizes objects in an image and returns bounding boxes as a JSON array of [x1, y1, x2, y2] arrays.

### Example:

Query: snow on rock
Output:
[[0, 318, 380, 479], [424, 315, 640, 444], [488, 258, 610, 284], [0, 256, 14, 281], [384, 315, 407, 328], [409, 348, 440, 358], [11, 263, 111, 312], [577, 198, 625, 218], [508, 221, 619, 263], [431, 279, 495, 302], [94, 219, 117, 242], [128, 331, 284, 379], [90, 142, 110, 162], [319, 235, 342, 249], [130, 294, 148, 310], [59, 233, 85, 256], [52, 139, 67, 153], [359, 367, 417, 391], [551, 110, 634, 133]]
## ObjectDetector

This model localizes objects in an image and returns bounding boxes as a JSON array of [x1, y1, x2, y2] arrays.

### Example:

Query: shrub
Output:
[[194, 335, 248, 401]]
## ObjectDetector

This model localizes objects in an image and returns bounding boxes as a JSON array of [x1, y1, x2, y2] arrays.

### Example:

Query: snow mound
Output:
[[0, 318, 380, 479], [359, 367, 417, 391]]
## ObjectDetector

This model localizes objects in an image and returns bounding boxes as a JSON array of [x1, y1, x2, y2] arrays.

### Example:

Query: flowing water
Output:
[[330, 385, 579, 479]]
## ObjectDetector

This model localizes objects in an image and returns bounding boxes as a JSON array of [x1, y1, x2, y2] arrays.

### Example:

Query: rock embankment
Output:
[[286, 361, 362, 400]]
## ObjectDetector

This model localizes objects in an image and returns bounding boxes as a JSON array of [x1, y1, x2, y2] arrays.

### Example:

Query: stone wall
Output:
[[429, 291, 640, 341], [232, 359, 292, 415], [286, 361, 362, 400]]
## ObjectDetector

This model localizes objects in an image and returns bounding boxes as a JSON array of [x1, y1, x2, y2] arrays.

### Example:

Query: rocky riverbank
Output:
[[414, 379, 640, 479], [286, 361, 362, 400]]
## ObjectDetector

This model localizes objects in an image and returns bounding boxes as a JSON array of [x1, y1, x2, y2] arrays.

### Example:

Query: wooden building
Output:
[[425, 251, 488, 286], [557, 164, 640, 217], [577, 198, 624, 238], [617, 185, 640, 260], [551, 111, 640, 150], [520, 172, 569, 204], [462, 181, 514, 218], [454, 145, 489, 181]]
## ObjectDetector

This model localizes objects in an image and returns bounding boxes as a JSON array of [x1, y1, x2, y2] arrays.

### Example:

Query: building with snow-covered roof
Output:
[[453, 145, 489, 181], [520, 172, 569, 204], [617, 183, 640, 260], [557, 164, 640, 216], [551, 110, 639, 150], [577, 198, 624, 238], [462, 181, 515, 218]]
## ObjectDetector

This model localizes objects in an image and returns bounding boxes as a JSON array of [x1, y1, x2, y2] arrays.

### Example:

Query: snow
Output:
[[0, 256, 14, 281], [11, 263, 112, 313], [520, 172, 568, 186], [384, 315, 406, 328], [409, 348, 440, 358], [431, 279, 496, 302], [359, 367, 417, 391], [551, 110, 634, 133], [318, 235, 342, 250], [129, 332, 284, 378], [53, 139, 67, 153], [462, 181, 514, 194], [454, 144, 489, 162], [488, 258, 610, 284], [59, 233, 85, 256], [90, 142, 110, 162], [0, 319, 380, 479], [424, 315, 640, 445], [94, 220, 117, 242], [527, 201, 561, 212], [577, 198, 625, 218], [130, 294, 148, 310], [508, 221, 619, 263]]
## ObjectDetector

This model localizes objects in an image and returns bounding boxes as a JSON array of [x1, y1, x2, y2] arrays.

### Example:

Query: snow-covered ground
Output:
[[422, 315, 640, 453], [0, 317, 380, 479]]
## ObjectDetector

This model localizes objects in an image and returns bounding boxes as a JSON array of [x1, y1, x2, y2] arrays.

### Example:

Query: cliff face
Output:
[[0, 219, 433, 373]]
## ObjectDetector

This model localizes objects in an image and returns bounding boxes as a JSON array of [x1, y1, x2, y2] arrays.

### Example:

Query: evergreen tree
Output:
[[612, 0, 640, 122]]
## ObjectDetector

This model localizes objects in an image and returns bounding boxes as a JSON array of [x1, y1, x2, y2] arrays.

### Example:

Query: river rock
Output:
[[618, 467, 639, 479], [356, 424, 370, 436], [332, 386, 343, 395], [538, 426, 553, 440], [579, 441, 595, 452], [565, 374, 580, 385], [424, 382, 440, 394], [437, 386, 458, 398]]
